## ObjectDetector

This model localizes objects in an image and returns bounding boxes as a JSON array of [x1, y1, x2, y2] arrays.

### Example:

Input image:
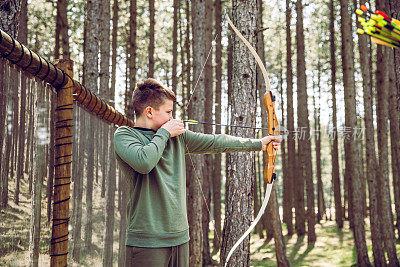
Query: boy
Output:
[[114, 78, 281, 266]]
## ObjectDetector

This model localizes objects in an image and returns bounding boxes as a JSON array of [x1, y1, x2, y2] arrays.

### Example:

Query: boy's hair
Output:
[[132, 78, 176, 117]]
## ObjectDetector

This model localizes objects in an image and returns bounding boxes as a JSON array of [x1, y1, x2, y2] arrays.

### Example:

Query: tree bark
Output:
[[148, 0, 155, 77], [0, 0, 21, 38], [172, 0, 178, 117], [187, 1, 205, 265], [330, 0, 343, 229], [126, 0, 137, 119], [56, 0, 70, 59], [375, 2, 399, 265], [83, 0, 100, 250], [389, 0, 400, 241], [285, 0, 295, 236], [99, 0, 111, 199], [356, 0, 386, 263], [103, 128, 116, 266], [314, 62, 324, 223], [28, 82, 40, 267], [212, 0, 222, 253], [202, 0, 213, 264], [340, 0, 370, 264], [296, 0, 314, 242], [221, 1, 257, 265]]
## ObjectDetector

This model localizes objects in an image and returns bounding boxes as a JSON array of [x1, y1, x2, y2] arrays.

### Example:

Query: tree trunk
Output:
[[99, 0, 111, 199], [356, 0, 386, 263], [388, 50, 400, 241], [187, 1, 206, 265], [72, 110, 85, 261], [103, 127, 116, 266], [375, 2, 399, 264], [172, 0, 178, 117], [221, 1, 257, 265], [47, 91, 56, 223], [314, 62, 324, 223], [340, 0, 370, 264], [212, 0, 222, 253], [270, 189, 290, 266], [285, 0, 295, 236], [0, 0, 21, 38], [1, 128, 12, 209], [201, 0, 213, 264], [126, 0, 137, 119], [84, 0, 100, 250], [330, 0, 343, 229], [28, 81, 40, 267], [56, 0, 70, 58], [296, 0, 314, 241], [148, 0, 155, 77], [389, 0, 400, 241]]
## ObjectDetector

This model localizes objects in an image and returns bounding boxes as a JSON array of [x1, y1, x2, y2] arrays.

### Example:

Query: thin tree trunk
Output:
[[103, 127, 116, 266], [285, 0, 295, 236], [148, 0, 155, 77], [315, 61, 324, 223], [296, 0, 314, 241], [99, 0, 113, 263], [330, 0, 343, 229], [185, 0, 191, 118], [202, 0, 213, 263], [1, 128, 12, 209], [118, 174, 127, 267], [340, 0, 370, 264], [172, 0, 178, 117], [84, 0, 100, 249], [212, 0, 222, 253], [187, 1, 205, 265], [56, 0, 70, 59], [356, 0, 386, 263], [25, 82, 33, 175], [99, 0, 111, 199], [47, 92, 56, 223], [0, 58, 9, 208], [28, 82, 40, 267], [126, 0, 137, 119]]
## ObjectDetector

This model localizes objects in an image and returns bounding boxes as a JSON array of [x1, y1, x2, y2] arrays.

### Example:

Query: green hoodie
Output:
[[113, 126, 262, 247]]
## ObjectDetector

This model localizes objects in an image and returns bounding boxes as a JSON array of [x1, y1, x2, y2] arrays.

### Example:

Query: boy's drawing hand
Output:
[[161, 119, 186, 137], [261, 136, 282, 151]]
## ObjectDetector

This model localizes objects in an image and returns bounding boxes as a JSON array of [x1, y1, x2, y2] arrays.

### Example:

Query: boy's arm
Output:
[[114, 127, 170, 174], [182, 130, 261, 154]]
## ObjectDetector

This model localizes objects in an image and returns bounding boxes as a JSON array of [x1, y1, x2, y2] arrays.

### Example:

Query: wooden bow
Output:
[[224, 11, 280, 267]]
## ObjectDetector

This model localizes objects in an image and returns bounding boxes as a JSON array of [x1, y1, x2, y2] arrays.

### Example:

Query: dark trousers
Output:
[[125, 242, 189, 267]]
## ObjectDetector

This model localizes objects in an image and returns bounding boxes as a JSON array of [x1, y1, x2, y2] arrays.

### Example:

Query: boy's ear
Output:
[[144, 106, 153, 118]]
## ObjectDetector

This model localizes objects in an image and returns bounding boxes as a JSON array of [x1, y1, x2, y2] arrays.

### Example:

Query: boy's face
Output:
[[148, 99, 174, 129]]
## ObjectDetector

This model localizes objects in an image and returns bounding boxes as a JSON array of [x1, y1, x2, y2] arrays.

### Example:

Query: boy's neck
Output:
[[134, 116, 156, 131]]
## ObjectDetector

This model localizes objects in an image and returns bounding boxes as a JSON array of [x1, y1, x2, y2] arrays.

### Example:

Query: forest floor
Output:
[[247, 220, 400, 266], [1, 178, 399, 266]]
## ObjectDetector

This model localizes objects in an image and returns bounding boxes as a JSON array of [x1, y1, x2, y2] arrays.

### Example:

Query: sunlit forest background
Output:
[[0, 0, 400, 266]]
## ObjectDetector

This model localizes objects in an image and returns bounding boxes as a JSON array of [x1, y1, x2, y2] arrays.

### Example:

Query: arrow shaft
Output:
[[184, 120, 269, 131]]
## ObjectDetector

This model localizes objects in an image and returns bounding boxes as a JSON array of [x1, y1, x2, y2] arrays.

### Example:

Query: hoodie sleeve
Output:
[[181, 130, 262, 154], [114, 126, 171, 174]]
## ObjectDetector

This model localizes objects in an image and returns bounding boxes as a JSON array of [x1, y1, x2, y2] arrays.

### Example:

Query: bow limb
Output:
[[224, 12, 279, 267]]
